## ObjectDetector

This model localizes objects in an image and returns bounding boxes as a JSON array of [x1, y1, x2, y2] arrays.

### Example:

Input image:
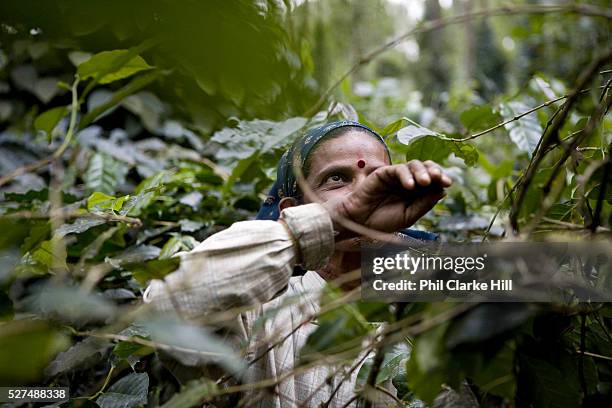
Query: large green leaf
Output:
[[78, 50, 153, 84]]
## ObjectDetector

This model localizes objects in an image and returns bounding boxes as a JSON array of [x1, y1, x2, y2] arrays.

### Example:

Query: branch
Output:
[[304, 3, 612, 117]]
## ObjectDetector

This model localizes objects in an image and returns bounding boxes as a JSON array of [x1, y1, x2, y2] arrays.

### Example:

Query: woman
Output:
[[144, 120, 452, 407]]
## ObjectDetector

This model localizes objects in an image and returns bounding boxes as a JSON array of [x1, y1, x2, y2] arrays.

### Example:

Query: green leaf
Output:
[[406, 323, 448, 404], [87, 191, 128, 212], [32, 238, 67, 270], [357, 344, 410, 389], [112, 339, 153, 360], [96, 372, 149, 408], [381, 118, 409, 137], [459, 105, 501, 132], [0, 320, 70, 384], [499, 101, 542, 156], [222, 153, 259, 195], [78, 50, 153, 84], [450, 143, 480, 167], [126, 257, 181, 285], [301, 303, 370, 360], [159, 234, 198, 259], [405, 135, 453, 163], [160, 379, 218, 408], [123, 171, 169, 216], [84, 153, 129, 196], [471, 341, 516, 399], [34, 106, 68, 136]]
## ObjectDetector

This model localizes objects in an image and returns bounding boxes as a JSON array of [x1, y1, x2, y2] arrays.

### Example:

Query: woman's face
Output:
[[303, 130, 391, 204]]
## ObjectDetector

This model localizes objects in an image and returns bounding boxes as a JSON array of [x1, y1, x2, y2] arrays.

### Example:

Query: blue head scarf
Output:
[[256, 120, 437, 242]]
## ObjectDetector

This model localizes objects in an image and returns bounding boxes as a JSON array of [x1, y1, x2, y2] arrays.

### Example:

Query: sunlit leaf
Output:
[[397, 124, 437, 145], [78, 50, 153, 84]]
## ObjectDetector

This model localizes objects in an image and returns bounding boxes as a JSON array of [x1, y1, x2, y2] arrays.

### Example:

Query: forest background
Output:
[[0, 0, 611, 407]]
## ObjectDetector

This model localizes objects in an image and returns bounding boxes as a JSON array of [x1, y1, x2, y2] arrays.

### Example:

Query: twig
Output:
[[88, 365, 115, 400], [1, 210, 142, 227], [541, 217, 610, 232], [304, 3, 612, 116], [578, 350, 612, 362]]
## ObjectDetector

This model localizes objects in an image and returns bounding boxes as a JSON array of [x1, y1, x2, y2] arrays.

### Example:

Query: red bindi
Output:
[[357, 159, 366, 168]]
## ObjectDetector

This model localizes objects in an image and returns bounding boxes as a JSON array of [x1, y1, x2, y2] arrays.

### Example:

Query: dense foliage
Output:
[[0, 1, 611, 407]]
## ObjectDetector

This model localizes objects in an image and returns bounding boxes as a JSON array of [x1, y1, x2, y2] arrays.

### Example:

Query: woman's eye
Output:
[[325, 174, 345, 184]]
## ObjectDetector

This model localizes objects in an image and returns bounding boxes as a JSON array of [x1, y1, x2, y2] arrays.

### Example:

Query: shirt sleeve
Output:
[[142, 203, 334, 318]]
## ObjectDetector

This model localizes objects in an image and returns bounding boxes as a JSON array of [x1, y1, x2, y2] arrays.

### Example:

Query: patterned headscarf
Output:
[[255, 120, 437, 242]]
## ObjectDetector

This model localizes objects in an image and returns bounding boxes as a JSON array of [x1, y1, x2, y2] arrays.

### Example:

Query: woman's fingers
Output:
[[396, 164, 415, 190], [408, 160, 431, 186], [423, 160, 452, 187]]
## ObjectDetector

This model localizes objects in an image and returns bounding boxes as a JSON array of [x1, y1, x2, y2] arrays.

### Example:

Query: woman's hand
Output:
[[323, 160, 452, 236]]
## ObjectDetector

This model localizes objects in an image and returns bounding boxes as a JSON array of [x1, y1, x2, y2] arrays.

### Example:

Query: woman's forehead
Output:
[[308, 131, 390, 168]]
